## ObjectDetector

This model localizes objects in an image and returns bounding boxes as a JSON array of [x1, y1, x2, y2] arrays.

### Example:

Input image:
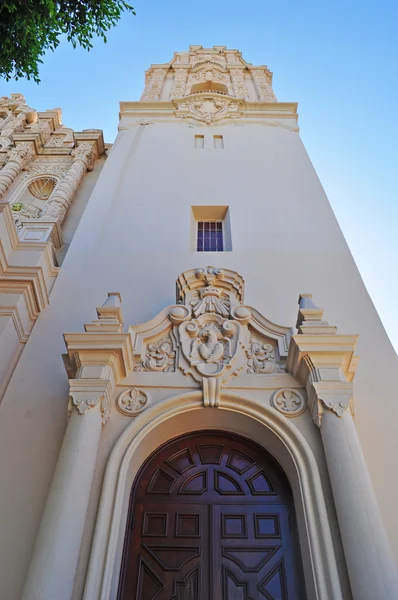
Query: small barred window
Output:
[[197, 221, 224, 252]]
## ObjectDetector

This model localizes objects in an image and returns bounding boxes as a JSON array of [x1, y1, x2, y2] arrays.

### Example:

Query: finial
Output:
[[296, 293, 336, 335], [84, 292, 124, 332]]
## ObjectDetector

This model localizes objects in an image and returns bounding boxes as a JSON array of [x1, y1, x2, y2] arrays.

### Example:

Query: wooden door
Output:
[[118, 432, 305, 599]]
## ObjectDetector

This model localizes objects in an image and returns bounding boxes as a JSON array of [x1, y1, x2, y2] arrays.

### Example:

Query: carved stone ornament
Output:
[[191, 285, 230, 318], [247, 340, 286, 374], [310, 386, 353, 428], [134, 336, 176, 372], [117, 388, 149, 417], [129, 267, 293, 409], [180, 314, 242, 378], [68, 389, 111, 425], [174, 95, 243, 124], [190, 52, 227, 68], [70, 391, 100, 415], [271, 388, 306, 417]]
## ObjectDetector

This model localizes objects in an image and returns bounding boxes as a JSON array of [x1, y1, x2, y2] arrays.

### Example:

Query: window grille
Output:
[[197, 221, 224, 252]]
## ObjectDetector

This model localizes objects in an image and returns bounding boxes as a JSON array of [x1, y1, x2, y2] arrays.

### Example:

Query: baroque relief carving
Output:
[[171, 69, 188, 98], [117, 388, 149, 417], [190, 53, 227, 68], [180, 315, 241, 377], [191, 285, 230, 317], [129, 267, 293, 409], [40, 142, 96, 222], [251, 71, 277, 102], [0, 143, 35, 200], [271, 389, 306, 417], [246, 340, 286, 374], [25, 160, 71, 177], [230, 70, 250, 101], [28, 177, 56, 200], [189, 68, 229, 84], [134, 336, 176, 372], [174, 95, 243, 124], [142, 68, 168, 101]]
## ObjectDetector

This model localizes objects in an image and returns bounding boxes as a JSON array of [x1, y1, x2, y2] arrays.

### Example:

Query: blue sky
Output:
[[1, 0, 397, 351]]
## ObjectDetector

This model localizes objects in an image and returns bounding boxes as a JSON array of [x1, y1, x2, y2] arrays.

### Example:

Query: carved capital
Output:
[[7, 142, 35, 169], [68, 379, 113, 424], [308, 381, 353, 428], [71, 142, 96, 170]]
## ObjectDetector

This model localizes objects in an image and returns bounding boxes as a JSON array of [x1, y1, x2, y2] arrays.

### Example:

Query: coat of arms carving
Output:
[[174, 94, 243, 124], [180, 314, 242, 378]]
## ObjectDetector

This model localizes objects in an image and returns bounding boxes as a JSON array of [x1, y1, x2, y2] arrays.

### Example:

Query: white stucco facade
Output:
[[0, 46, 397, 600]]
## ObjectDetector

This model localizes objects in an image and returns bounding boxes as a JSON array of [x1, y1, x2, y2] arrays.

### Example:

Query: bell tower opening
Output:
[[190, 81, 229, 95]]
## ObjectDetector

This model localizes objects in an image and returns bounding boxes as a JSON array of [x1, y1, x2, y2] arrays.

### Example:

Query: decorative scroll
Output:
[[247, 341, 285, 374], [135, 336, 176, 372]]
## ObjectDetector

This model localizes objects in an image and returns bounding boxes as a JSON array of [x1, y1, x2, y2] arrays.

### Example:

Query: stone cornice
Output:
[[287, 333, 359, 383], [74, 131, 105, 160], [37, 110, 62, 131], [119, 100, 298, 122], [11, 129, 104, 160]]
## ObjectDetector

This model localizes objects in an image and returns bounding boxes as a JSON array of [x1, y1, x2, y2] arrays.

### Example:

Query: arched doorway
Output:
[[118, 431, 305, 599]]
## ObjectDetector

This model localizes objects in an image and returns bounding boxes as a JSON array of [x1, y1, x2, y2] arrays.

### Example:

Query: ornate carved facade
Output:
[[140, 46, 275, 106], [120, 45, 298, 131], [0, 94, 104, 228], [0, 93, 105, 403]]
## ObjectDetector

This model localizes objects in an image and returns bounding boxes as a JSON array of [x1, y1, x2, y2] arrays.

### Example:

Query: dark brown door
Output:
[[118, 432, 305, 599]]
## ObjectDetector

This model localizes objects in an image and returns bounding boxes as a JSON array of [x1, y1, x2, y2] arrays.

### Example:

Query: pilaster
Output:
[[230, 67, 250, 101], [288, 294, 398, 600], [41, 141, 97, 223], [0, 143, 35, 199], [23, 293, 134, 599], [170, 67, 188, 98], [141, 68, 169, 101], [251, 68, 277, 102]]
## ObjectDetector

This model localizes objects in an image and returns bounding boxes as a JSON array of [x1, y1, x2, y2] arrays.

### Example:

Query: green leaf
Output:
[[0, 0, 136, 82]]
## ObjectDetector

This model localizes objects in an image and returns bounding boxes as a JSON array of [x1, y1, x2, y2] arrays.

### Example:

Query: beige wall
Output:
[[0, 118, 396, 599]]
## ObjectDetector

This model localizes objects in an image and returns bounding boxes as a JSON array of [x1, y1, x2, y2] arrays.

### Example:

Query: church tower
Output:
[[0, 46, 397, 600]]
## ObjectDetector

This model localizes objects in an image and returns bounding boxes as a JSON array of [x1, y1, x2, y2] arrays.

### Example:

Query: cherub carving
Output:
[[247, 341, 281, 374]]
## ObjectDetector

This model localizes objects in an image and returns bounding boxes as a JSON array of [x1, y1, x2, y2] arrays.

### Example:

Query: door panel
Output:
[[121, 503, 209, 599], [213, 504, 299, 600], [118, 432, 305, 599]]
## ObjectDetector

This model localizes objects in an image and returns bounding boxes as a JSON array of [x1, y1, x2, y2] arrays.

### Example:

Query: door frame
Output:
[[83, 391, 344, 600]]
